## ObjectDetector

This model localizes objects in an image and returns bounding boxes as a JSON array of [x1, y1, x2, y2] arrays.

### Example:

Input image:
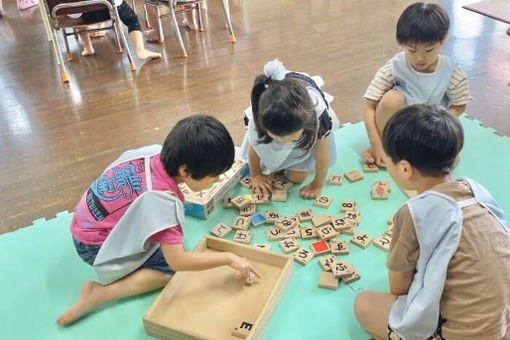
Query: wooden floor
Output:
[[0, 0, 509, 233]]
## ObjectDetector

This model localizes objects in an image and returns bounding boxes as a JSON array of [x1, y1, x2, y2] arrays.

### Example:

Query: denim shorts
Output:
[[73, 237, 174, 276]]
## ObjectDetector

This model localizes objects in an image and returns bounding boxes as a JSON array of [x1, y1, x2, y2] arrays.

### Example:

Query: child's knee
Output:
[[380, 89, 406, 111], [287, 170, 308, 183], [353, 291, 370, 322]]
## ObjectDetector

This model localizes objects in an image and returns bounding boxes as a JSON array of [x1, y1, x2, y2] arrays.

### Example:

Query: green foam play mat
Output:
[[1, 116, 509, 340]]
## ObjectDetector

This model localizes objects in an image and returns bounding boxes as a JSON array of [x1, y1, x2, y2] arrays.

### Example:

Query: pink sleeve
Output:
[[148, 225, 183, 244]]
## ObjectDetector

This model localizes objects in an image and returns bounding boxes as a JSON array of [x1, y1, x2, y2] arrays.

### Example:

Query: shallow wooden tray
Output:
[[143, 236, 294, 340]]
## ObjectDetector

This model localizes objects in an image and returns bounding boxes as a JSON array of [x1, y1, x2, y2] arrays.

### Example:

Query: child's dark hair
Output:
[[382, 104, 463, 176], [251, 74, 317, 150], [160, 114, 234, 179], [396, 2, 449, 45]]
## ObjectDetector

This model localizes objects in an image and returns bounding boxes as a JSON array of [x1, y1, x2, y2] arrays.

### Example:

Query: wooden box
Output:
[[143, 237, 294, 340], [179, 160, 249, 219]]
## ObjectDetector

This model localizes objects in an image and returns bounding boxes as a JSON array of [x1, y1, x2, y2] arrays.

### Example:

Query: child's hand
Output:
[[228, 254, 262, 281], [371, 145, 386, 167], [251, 174, 273, 195], [299, 182, 323, 199]]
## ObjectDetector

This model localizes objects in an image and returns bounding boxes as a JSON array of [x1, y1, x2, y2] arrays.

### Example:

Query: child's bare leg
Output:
[[17, 0, 38, 10], [287, 170, 308, 183], [144, 6, 164, 43], [182, 5, 197, 31], [78, 31, 95, 56], [90, 22, 106, 38], [362, 89, 406, 164], [56, 268, 171, 326], [0, 0, 4, 16], [129, 30, 162, 60], [354, 290, 397, 340]]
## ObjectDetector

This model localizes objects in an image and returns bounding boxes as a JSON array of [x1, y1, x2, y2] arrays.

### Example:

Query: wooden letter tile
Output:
[[223, 196, 234, 209], [239, 176, 252, 189], [273, 179, 294, 190], [300, 227, 318, 240], [385, 224, 394, 237], [310, 240, 331, 255], [232, 216, 251, 231], [342, 266, 361, 284], [294, 247, 314, 266], [341, 224, 356, 236], [319, 254, 337, 271], [311, 214, 331, 227], [351, 232, 373, 249], [252, 192, 270, 205], [264, 210, 280, 224], [210, 223, 232, 238], [232, 195, 251, 209], [233, 230, 253, 244], [271, 189, 288, 202], [316, 224, 339, 240], [330, 216, 355, 232], [329, 240, 349, 255], [266, 227, 285, 241], [318, 271, 339, 290], [327, 174, 343, 185], [284, 225, 301, 239], [363, 161, 379, 172], [344, 211, 361, 225], [374, 234, 392, 252], [275, 216, 299, 231], [331, 261, 353, 278], [232, 319, 255, 339], [240, 204, 256, 217], [345, 170, 363, 183], [297, 208, 313, 222], [279, 238, 300, 253], [313, 195, 332, 208]]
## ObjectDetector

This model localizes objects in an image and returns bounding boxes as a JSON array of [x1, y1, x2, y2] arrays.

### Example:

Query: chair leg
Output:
[[169, 3, 187, 57], [130, 0, 137, 15], [197, 2, 203, 32], [143, 3, 150, 29], [113, 11, 136, 71], [112, 20, 123, 53], [62, 28, 74, 62], [51, 29, 70, 82], [220, 0, 236, 43], [156, 5, 165, 44]]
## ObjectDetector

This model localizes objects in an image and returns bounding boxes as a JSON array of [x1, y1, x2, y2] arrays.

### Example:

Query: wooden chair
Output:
[[143, 0, 236, 57], [40, 0, 136, 82]]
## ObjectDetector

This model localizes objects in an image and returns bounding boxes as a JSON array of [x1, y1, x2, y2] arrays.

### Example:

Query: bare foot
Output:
[[90, 30, 105, 38], [81, 47, 95, 56], [136, 49, 162, 61], [144, 29, 164, 44], [56, 281, 104, 326]]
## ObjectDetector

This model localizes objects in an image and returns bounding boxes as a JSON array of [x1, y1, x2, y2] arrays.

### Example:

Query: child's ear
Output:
[[177, 165, 190, 179], [440, 34, 448, 46], [399, 160, 414, 180]]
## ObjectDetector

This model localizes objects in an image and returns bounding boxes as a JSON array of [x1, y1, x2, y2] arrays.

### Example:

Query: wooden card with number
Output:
[[232, 319, 255, 339], [340, 200, 357, 212], [294, 247, 314, 266], [351, 232, 373, 248], [300, 227, 318, 240]]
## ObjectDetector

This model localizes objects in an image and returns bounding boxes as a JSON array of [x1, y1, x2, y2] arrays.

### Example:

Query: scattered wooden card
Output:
[[345, 170, 363, 182], [385, 224, 394, 237], [344, 211, 362, 225], [341, 224, 356, 236], [223, 197, 234, 209], [266, 227, 285, 241], [294, 247, 314, 266], [210, 223, 232, 238], [233, 230, 253, 244], [273, 179, 293, 190], [232, 319, 255, 339], [284, 225, 301, 239], [232, 216, 251, 231], [316, 224, 339, 240], [342, 266, 361, 284], [297, 208, 313, 222], [313, 195, 332, 208], [271, 189, 288, 202], [331, 261, 353, 278], [374, 234, 392, 251], [318, 271, 339, 290], [310, 240, 331, 255], [340, 200, 357, 212], [264, 211, 280, 224], [279, 238, 300, 253], [232, 195, 251, 209], [300, 227, 318, 240], [363, 161, 379, 172], [240, 204, 256, 217], [329, 239, 349, 255], [351, 232, 373, 249], [330, 216, 355, 232], [372, 181, 390, 200], [252, 192, 270, 205], [327, 174, 343, 185], [319, 254, 337, 271], [311, 214, 331, 227], [275, 216, 299, 231]]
